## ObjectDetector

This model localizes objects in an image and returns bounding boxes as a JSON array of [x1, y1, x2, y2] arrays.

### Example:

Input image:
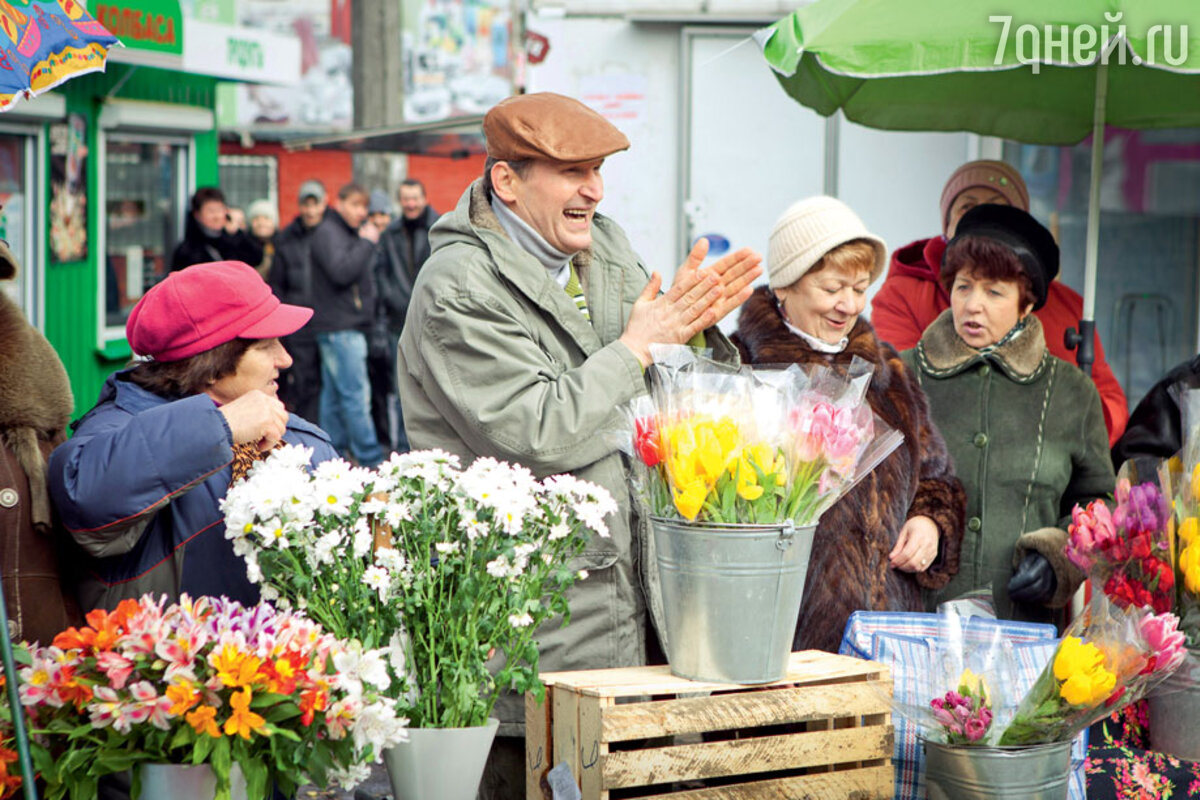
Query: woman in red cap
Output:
[[49, 260, 338, 613]]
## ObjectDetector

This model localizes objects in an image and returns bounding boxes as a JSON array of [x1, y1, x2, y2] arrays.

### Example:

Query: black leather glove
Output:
[[1007, 552, 1057, 605]]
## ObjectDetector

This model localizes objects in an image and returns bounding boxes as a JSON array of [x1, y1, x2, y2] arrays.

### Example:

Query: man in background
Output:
[[372, 178, 438, 451], [269, 180, 328, 423], [308, 182, 385, 467]]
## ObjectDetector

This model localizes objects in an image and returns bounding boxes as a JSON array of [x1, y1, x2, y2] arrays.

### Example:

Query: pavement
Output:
[[297, 763, 393, 800]]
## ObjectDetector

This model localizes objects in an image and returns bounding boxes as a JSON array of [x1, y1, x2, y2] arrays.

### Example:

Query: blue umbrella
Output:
[[0, 0, 120, 113]]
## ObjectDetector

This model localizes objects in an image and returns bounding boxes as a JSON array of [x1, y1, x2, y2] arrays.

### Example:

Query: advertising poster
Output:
[[49, 112, 88, 264], [402, 0, 513, 122]]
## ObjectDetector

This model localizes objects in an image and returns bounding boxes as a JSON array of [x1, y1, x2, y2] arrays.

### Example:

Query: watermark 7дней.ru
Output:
[[991, 12, 1188, 73]]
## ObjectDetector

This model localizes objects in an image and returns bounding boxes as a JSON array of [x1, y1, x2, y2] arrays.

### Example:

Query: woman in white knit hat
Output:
[[732, 196, 966, 653]]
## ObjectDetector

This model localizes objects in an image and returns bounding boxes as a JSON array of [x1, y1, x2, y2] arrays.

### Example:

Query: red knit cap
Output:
[[939, 160, 1029, 234], [127, 261, 312, 362]]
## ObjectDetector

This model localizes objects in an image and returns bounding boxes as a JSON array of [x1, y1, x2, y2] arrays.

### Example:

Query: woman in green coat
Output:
[[900, 204, 1115, 625]]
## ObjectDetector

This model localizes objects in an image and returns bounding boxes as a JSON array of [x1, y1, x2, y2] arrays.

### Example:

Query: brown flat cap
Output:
[[484, 92, 630, 162]]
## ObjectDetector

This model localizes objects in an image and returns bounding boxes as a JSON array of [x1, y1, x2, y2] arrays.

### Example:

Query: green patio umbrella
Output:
[[757, 0, 1200, 372]]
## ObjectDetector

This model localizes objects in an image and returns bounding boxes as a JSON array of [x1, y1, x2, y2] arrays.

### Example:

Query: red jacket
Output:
[[871, 236, 1128, 445]]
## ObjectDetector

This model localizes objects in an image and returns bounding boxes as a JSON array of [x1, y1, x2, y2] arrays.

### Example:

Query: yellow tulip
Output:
[[673, 478, 708, 520], [1180, 516, 1199, 546], [1181, 543, 1200, 595], [1052, 637, 1116, 707], [959, 668, 990, 703]]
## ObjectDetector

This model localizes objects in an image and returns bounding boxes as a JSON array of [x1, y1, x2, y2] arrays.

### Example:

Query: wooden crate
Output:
[[526, 650, 893, 800]]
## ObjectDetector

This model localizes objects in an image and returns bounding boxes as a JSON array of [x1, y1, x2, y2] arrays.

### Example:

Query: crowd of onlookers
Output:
[[167, 177, 440, 465]]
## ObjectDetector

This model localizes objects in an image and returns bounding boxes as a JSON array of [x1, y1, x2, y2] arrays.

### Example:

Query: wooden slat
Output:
[[543, 651, 889, 698], [599, 681, 892, 742], [526, 690, 551, 800], [602, 725, 892, 789], [622, 764, 893, 800], [578, 695, 609, 800], [554, 685, 581, 787]]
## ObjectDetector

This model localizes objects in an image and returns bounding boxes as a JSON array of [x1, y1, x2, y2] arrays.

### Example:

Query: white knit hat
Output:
[[767, 196, 887, 289]]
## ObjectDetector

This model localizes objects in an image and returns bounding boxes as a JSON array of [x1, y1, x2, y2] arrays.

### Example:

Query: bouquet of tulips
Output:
[[620, 351, 903, 526], [5, 594, 407, 800], [1065, 474, 1174, 615], [877, 612, 1026, 748], [1155, 386, 1200, 648], [998, 595, 1186, 745]]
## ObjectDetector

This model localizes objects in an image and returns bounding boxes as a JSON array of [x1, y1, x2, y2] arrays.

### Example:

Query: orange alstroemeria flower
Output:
[[55, 665, 93, 709], [299, 686, 328, 727], [224, 688, 267, 740], [165, 681, 200, 716], [186, 705, 221, 738], [211, 645, 265, 690], [265, 653, 304, 695], [52, 600, 139, 653]]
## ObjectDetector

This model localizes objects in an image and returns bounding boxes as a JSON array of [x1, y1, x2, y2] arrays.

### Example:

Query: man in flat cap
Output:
[[398, 91, 761, 798]]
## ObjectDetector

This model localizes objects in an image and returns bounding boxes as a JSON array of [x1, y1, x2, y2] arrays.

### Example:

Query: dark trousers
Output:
[[279, 333, 321, 424], [480, 735, 526, 800], [367, 328, 409, 453]]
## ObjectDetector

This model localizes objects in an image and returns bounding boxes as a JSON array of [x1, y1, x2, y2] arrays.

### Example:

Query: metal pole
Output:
[[0, 574, 39, 800], [1077, 61, 1109, 376]]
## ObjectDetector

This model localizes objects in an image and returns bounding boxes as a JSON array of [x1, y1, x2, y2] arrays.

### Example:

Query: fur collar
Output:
[[914, 309, 1049, 383], [0, 293, 73, 434], [734, 286, 894, 392]]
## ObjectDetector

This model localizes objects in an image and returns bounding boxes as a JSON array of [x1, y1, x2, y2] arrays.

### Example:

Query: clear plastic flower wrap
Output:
[[614, 348, 904, 526], [878, 611, 1027, 747], [998, 594, 1186, 746], [1158, 385, 1200, 648], [1065, 463, 1173, 615]]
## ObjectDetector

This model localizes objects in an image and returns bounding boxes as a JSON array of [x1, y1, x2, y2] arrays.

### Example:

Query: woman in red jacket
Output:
[[869, 159, 1128, 445]]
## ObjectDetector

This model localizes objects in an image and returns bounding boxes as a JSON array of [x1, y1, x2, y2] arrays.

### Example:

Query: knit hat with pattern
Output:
[[767, 196, 887, 289]]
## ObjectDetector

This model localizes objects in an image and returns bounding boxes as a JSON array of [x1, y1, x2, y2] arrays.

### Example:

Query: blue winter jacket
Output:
[[49, 372, 336, 612]]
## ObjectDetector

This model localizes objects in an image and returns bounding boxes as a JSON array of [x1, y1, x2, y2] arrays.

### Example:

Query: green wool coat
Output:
[[900, 310, 1115, 623], [397, 180, 737, 734]]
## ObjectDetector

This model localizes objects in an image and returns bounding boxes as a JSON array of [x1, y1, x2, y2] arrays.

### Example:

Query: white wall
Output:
[[525, 13, 683, 276]]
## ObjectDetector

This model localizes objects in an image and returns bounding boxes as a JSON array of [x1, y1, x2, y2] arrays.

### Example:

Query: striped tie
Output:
[[564, 262, 590, 321]]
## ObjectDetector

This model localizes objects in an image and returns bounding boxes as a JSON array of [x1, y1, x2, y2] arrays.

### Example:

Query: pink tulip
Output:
[[1065, 500, 1118, 570], [1141, 612, 1187, 674], [964, 717, 988, 742]]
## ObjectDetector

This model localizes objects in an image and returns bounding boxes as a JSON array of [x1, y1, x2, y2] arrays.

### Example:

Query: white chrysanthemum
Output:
[[434, 541, 460, 555], [245, 558, 263, 585], [363, 566, 390, 601], [548, 522, 570, 541], [260, 584, 280, 602], [375, 547, 406, 574], [486, 556, 511, 578], [352, 526, 373, 559], [508, 612, 534, 628], [384, 501, 413, 526], [577, 569, 589, 581]]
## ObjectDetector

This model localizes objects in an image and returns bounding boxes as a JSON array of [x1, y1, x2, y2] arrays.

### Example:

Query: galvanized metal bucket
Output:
[[922, 739, 1071, 800], [1148, 648, 1200, 760], [651, 515, 815, 684]]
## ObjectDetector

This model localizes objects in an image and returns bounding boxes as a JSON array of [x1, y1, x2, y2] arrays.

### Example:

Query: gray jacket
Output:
[[398, 180, 736, 732]]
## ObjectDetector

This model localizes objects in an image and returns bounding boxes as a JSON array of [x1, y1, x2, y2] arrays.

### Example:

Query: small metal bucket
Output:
[[922, 740, 1071, 800], [1148, 648, 1200, 760], [651, 515, 815, 684]]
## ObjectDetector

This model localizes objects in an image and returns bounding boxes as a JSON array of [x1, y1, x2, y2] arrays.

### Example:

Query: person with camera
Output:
[[170, 186, 263, 272]]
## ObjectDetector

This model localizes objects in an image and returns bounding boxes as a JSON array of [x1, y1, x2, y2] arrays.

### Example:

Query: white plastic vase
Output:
[[383, 717, 501, 800], [136, 763, 248, 800]]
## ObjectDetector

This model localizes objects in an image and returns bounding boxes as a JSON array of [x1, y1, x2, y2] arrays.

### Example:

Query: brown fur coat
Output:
[[0, 290, 81, 642], [733, 287, 965, 653]]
